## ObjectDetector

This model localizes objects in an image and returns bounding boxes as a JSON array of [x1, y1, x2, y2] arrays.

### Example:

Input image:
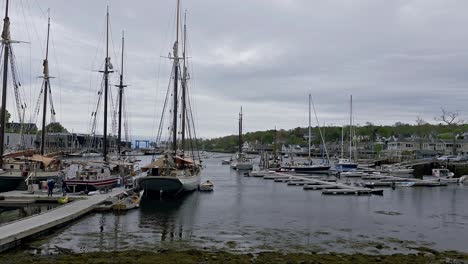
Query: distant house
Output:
[[6, 123, 38, 133], [303, 133, 316, 140], [282, 144, 307, 154], [385, 137, 468, 155], [4, 133, 36, 149]]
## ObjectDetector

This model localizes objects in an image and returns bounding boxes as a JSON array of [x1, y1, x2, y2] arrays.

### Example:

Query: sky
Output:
[[2, 0, 468, 140]]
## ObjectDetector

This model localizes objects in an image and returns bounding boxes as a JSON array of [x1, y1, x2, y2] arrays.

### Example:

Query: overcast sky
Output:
[[3, 0, 468, 139]]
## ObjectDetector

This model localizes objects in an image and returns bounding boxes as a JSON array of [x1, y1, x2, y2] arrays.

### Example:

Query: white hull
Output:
[[231, 162, 253, 170]]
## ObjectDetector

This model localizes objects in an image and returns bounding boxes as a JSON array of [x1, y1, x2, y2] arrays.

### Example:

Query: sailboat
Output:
[[335, 95, 358, 172], [64, 7, 133, 192], [280, 94, 330, 174], [0, 4, 61, 192], [137, 1, 202, 196], [230, 107, 253, 170]]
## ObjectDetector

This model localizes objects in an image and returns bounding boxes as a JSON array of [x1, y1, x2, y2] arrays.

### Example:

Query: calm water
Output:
[[0, 204, 59, 225], [32, 154, 468, 254]]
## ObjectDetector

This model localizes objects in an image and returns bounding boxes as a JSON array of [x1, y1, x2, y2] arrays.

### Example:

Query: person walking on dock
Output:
[[47, 179, 56, 197], [62, 180, 67, 196]]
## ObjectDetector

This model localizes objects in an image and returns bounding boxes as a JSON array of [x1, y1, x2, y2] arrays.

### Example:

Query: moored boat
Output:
[[199, 180, 214, 191], [137, 2, 202, 197]]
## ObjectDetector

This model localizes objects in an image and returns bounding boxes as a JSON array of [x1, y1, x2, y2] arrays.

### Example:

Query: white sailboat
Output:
[[138, 1, 202, 196], [280, 94, 330, 173], [335, 95, 358, 172]]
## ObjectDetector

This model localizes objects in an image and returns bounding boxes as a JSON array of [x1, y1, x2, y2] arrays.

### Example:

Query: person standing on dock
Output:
[[62, 180, 67, 196], [47, 179, 56, 197]]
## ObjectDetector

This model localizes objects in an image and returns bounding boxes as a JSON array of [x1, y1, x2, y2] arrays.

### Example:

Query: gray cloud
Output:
[[3, 0, 468, 139]]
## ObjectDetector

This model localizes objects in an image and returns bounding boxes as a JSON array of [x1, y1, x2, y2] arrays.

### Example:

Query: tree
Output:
[[0, 108, 11, 124], [45, 122, 68, 133], [415, 116, 428, 150], [435, 108, 464, 155]]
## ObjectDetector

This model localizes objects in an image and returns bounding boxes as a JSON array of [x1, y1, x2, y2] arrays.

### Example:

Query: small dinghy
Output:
[[112, 191, 141, 211], [199, 180, 214, 191]]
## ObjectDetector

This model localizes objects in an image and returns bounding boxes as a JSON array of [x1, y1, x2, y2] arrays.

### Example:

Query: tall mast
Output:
[[181, 11, 187, 155], [308, 94, 311, 162], [349, 95, 352, 161], [0, 0, 10, 165], [172, 0, 180, 154], [340, 126, 344, 159], [102, 6, 111, 161], [116, 31, 126, 156], [238, 107, 243, 154], [40, 11, 51, 155]]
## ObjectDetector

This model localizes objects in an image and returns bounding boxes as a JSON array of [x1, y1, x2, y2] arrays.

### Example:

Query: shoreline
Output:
[[1, 248, 467, 264]]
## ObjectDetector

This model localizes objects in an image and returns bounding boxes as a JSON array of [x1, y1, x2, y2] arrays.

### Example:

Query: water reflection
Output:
[[140, 193, 199, 242], [0, 204, 59, 225], [31, 155, 468, 254]]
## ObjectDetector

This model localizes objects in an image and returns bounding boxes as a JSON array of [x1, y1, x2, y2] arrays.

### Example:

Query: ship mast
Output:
[[172, 0, 180, 154], [308, 94, 311, 164], [349, 95, 353, 161], [238, 107, 243, 154], [116, 31, 126, 156], [101, 7, 112, 161], [40, 11, 51, 155], [181, 11, 187, 156], [0, 0, 10, 165]]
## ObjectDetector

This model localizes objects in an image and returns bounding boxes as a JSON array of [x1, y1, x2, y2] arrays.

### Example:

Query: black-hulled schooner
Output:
[[138, 0, 202, 196]]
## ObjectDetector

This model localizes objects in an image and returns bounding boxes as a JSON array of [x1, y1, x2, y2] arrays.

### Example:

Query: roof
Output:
[[141, 158, 166, 171], [27, 154, 57, 167]]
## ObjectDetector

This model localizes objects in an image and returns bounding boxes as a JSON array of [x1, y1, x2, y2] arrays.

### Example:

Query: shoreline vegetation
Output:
[[1, 248, 467, 264], [201, 123, 467, 153]]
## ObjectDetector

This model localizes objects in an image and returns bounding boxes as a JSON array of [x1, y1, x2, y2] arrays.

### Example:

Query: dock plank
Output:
[[0, 188, 125, 252]]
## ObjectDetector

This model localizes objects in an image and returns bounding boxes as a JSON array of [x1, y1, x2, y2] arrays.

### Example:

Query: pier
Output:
[[0, 188, 126, 252], [272, 173, 384, 195]]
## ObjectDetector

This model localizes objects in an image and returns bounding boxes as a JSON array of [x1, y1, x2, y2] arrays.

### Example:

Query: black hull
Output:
[[280, 166, 331, 174]]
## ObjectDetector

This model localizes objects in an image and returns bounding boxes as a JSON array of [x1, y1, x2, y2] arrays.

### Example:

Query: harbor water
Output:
[[28, 154, 468, 254]]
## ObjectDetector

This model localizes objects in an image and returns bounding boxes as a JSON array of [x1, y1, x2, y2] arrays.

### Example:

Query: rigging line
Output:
[[108, 19, 120, 77], [152, 1, 178, 144], [33, 0, 47, 18], [87, 13, 107, 131], [156, 65, 174, 145], [19, 0, 34, 123], [311, 97, 330, 163], [187, 92, 200, 162], [49, 18, 64, 125]]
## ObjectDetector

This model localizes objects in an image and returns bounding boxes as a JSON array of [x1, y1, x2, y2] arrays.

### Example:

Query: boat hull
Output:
[[231, 163, 253, 170], [335, 163, 358, 172], [0, 170, 61, 192], [280, 166, 331, 174], [138, 174, 201, 196], [0, 177, 22, 192], [65, 178, 118, 192]]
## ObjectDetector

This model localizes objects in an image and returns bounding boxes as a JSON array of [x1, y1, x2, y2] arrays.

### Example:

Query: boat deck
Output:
[[0, 187, 126, 252]]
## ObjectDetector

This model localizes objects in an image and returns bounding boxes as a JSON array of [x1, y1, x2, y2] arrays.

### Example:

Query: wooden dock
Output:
[[361, 174, 449, 187], [0, 188, 126, 252], [273, 173, 384, 196]]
